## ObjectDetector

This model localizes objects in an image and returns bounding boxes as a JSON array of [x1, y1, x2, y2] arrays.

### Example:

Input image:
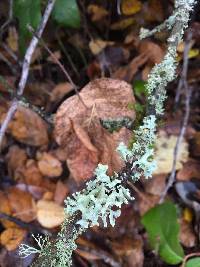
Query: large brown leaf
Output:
[[54, 78, 135, 182]]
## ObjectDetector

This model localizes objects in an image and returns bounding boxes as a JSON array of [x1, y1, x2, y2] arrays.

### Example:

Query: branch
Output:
[[0, 0, 56, 148]]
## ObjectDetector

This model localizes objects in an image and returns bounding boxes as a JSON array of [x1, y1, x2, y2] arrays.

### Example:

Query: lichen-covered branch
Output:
[[20, 1, 197, 266]]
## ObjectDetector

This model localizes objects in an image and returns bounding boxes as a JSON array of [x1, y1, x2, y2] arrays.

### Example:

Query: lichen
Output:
[[65, 164, 133, 228]]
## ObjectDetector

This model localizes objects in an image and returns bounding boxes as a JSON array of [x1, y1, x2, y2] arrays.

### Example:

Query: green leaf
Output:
[[133, 80, 147, 98], [52, 0, 80, 28], [186, 258, 200, 267], [141, 201, 184, 265], [13, 0, 41, 54]]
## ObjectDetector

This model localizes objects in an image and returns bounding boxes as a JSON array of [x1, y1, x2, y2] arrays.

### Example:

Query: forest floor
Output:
[[0, 1, 200, 266]]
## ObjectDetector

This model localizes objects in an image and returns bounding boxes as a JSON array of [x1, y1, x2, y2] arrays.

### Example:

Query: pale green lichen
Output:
[[19, 235, 49, 258], [146, 53, 177, 115], [117, 115, 157, 181], [65, 164, 133, 228]]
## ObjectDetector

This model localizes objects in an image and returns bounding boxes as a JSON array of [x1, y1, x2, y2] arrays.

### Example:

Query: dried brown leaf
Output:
[[87, 4, 108, 22], [8, 106, 48, 146], [177, 160, 200, 181], [37, 152, 63, 178], [6, 187, 36, 223], [55, 78, 135, 182], [6, 145, 27, 180], [36, 200, 64, 228], [50, 82, 73, 103], [0, 228, 26, 251], [121, 0, 142, 15], [54, 180, 69, 205]]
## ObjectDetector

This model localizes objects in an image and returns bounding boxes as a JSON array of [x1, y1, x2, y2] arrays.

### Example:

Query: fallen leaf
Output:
[[37, 152, 63, 178], [36, 200, 64, 228], [16, 183, 47, 200], [87, 4, 108, 21], [42, 191, 54, 201], [138, 193, 160, 216], [55, 78, 135, 182], [0, 228, 26, 251], [16, 159, 55, 192], [6, 145, 27, 180], [183, 207, 193, 223], [50, 82, 73, 103], [6, 27, 18, 52], [54, 181, 69, 205], [121, 0, 142, 15], [111, 237, 144, 267], [7, 106, 49, 146], [179, 219, 196, 248], [144, 174, 167, 196], [139, 41, 165, 64], [0, 191, 16, 228], [112, 53, 148, 82], [153, 131, 189, 175], [111, 18, 135, 30], [6, 187, 36, 223], [89, 39, 114, 55], [50, 148, 68, 162], [143, 0, 164, 23], [177, 160, 200, 181]]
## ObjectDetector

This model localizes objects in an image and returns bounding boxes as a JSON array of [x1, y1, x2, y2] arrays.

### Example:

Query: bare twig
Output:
[[0, 0, 13, 35], [1, 43, 22, 67], [0, 50, 18, 74], [0, 0, 56, 148], [117, 0, 122, 15], [175, 33, 193, 104], [160, 33, 193, 203]]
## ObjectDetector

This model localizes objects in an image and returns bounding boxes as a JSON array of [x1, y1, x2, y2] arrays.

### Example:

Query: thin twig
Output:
[[175, 34, 193, 104], [0, 0, 13, 35], [0, 51, 18, 74], [1, 43, 22, 67], [28, 26, 88, 109], [0, 0, 56, 148], [160, 33, 193, 203], [0, 212, 49, 235]]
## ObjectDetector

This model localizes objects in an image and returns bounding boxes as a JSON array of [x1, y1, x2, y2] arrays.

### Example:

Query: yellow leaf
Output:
[[121, 0, 142, 15], [87, 4, 108, 21], [183, 208, 193, 223], [111, 17, 135, 30], [89, 39, 114, 55], [188, 48, 199, 59]]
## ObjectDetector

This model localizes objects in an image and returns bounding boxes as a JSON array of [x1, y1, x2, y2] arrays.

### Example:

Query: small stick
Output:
[[0, 0, 56, 148], [160, 33, 193, 203], [0, 212, 49, 234], [0, 0, 13, 35]]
